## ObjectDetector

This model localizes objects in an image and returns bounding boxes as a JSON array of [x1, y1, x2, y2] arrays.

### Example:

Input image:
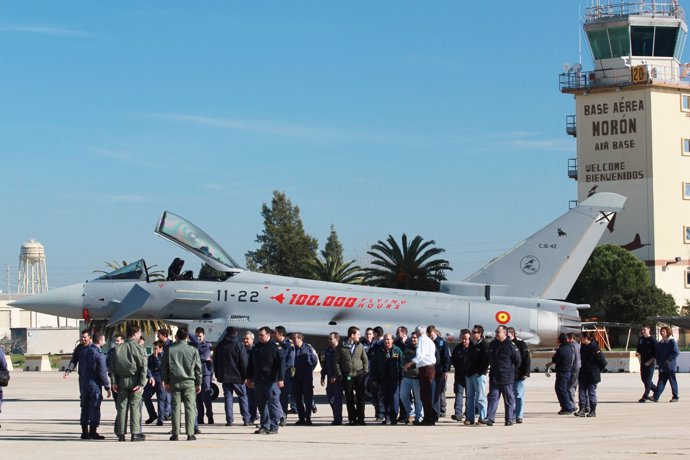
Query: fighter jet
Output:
[[10, 193, 626, 346]]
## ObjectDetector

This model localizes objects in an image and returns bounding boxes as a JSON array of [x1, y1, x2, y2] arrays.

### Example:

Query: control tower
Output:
[[561, 1, 689, 305], [17, 239, 49, 294]]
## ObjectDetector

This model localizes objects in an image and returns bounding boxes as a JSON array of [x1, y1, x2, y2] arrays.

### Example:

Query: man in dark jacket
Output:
[[291, 332, 318, 425], [507, 327, 531, 424], [635, 325, 657, 402], [247, 326, 286, 434], [450, 329, 471, 422], [465, 325, 489, 425], [321, 332, 344, 425], [574, 332, 607, 418], [548, 333, 576, 414], [371, 333, 403, 425], [213, 326, 250, 426], [483, 325, 521, 426]]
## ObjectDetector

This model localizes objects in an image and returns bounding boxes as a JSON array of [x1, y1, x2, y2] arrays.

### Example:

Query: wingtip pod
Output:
[[578, 192, 626, 212]]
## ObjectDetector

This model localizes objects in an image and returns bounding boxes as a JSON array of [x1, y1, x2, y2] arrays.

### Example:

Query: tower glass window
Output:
[[683, 139, 690, 155], [608, 27, 630, 56], [683, 182, 690, 199], [587, 29, 612, 59], [631, 26, 655, 56], [654, 27, 679, 57]]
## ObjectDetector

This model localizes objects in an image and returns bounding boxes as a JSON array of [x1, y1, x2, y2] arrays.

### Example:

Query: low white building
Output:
[[0, 294, 79, 340]]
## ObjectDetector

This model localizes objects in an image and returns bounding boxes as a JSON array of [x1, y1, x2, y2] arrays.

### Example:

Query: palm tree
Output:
[[304, 254, 363, 284], [363, 234, 452, 291]]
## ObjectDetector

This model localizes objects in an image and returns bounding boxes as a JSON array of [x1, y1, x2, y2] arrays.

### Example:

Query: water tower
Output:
[[17, 239, 49, 294]]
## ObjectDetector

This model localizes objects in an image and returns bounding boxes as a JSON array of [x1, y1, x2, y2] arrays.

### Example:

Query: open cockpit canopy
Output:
[[155, 211, 243, 273]]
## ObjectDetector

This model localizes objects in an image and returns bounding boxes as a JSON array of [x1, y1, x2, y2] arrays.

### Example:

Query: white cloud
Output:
[[147, 113, 394, 144], [0, 24, 94, 37]]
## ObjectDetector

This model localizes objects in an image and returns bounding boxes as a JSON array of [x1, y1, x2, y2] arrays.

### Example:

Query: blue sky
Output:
[[1, 1, 656, 290]]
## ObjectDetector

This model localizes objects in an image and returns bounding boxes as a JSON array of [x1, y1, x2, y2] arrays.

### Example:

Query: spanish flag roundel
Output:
[[495, 310, 510, 324]]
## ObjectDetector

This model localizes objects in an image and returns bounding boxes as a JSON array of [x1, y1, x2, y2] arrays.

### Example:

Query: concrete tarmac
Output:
[[0, 371, 686, 459]]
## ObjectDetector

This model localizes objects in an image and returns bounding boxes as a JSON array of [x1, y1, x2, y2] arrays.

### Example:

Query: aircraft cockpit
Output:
[[94, 259, 149, 282], [155, 210, 244, 278]]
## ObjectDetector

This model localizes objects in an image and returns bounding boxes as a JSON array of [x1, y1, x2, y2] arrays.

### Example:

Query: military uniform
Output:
[[112, 337, 148, 440], [162, 340, 202, 438], [79, 344, 110, 439], [291, 342, 318, 424], [196, 339, 214, 424], [277, 337, 295, 418]]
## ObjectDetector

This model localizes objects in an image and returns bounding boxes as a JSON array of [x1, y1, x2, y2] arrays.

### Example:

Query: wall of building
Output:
[[574, 84, 690, 307]]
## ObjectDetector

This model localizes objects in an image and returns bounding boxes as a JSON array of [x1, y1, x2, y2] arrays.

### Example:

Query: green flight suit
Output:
[[161, 341, 202, 436], [112, 337, 148, 436]]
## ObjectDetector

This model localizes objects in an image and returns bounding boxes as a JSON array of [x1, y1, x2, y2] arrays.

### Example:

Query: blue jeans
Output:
[[453, 382, 465, 419], [465, 374, 487, 423], [486, 382, 515, 423], [255, 381, 282, 431], [222, 382, 251, 424], [513, 379, 525, 420], [400, 377, 422, 422], [578, 382, 597, 410], [654, 371, 679, 400]]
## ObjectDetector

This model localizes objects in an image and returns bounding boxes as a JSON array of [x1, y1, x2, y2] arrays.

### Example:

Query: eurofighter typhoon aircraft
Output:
[[11, 193, 626, 346]]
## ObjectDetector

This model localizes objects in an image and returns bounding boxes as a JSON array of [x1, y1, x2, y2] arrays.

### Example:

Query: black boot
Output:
[[89, 426, 105, 440], [586, 404, 597, 417], [81, 425, 89, 440]]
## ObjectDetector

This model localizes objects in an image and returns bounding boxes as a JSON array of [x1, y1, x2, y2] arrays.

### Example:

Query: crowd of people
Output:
[[38, 321, 683, 440]]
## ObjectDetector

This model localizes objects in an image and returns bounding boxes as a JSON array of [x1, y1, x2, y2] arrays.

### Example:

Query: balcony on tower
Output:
[[560, 1, 688, 93], [566, 114, 577, 137]]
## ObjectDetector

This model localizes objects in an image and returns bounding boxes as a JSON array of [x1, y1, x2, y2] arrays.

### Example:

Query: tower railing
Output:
[[585, 1, 684, 22], [560, 62, 689, 91]]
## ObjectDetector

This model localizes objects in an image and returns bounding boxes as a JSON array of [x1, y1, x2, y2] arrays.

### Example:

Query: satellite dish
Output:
[[563, 63, 571, 72], [572, 63, 582, 73]]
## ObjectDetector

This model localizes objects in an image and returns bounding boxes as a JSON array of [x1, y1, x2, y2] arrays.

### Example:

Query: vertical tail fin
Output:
[[463, 193, 626, 299]]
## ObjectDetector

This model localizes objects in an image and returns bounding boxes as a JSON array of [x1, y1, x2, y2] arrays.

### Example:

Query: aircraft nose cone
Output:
[[9, 283, 84, 318]]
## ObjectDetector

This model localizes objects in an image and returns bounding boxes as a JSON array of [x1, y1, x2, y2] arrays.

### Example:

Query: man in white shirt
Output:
[[403, 325, 437, 425]]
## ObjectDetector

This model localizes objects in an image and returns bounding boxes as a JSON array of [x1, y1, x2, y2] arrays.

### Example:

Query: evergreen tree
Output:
[[323, 224, 344, 261], [567, 244, 678, 323], [245, 190, 318, 277]]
